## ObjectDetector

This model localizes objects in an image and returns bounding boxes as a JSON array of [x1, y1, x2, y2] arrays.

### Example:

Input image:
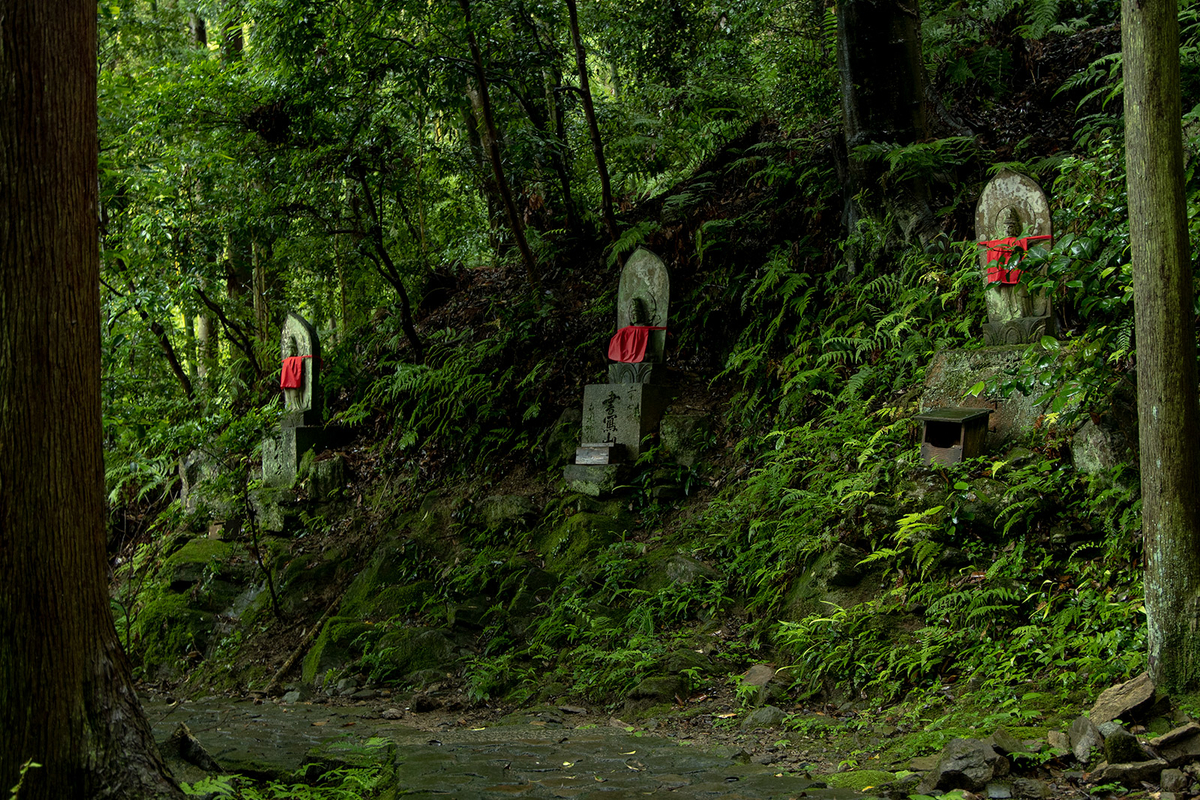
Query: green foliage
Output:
[[776, 449, 1143, 704], [462, 540, 733, 703], [181, 762, 390, 799], [8, 760, 40, 800], [340, 321, 546, 466]]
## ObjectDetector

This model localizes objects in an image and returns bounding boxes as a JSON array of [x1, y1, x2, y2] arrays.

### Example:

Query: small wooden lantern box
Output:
[[915, 408, 991, 466]]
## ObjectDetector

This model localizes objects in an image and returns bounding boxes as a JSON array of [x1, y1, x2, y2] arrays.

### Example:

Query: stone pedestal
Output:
[[581, 383, 671, 462], [262, 424, 327, 488], [982, 315, 1052, 347], [563, 464, 625, 497]]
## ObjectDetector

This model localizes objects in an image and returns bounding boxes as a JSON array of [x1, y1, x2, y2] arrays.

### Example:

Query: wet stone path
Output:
[[145, 697, 880, 799]]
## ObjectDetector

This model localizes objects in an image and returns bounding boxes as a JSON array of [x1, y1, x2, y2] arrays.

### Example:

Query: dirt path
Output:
[[145, 694, 880, 798]]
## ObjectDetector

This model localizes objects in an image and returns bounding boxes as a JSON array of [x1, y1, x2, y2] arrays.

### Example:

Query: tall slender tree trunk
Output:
[[463, 87, 503, 253], [1123, 0, 1200, 694], [0, 2, 184, 797], [190, 11, 217, 392], [566, 0, 618, 243], [836, 0, 936, 260], [458, 0, 540, 287]]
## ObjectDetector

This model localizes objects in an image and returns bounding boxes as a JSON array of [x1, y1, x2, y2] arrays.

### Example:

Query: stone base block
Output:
[[607, 362, 666, 385], [581, 383, 671, 460], [982, 315, 1053, 346], [262, 425, 327, 488], [252, 487, 299, 534], [309, 456, 345, 501], [921, 346, 1053, 445], [563, 464, 626, 497]]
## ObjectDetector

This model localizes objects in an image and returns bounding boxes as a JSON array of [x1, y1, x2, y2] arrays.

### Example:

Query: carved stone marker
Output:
[[263, 312, 326, 488], [608, 248, 670, 385], [975, 170, 1054, 345], [279, 312, 323, 426], [564, 249, 673, 496]]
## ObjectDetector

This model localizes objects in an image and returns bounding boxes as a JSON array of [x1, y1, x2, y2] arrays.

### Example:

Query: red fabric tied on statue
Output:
[[280, 356, 310, 389], [607, 326, 667, 363], [978, 235, 1053, 285]]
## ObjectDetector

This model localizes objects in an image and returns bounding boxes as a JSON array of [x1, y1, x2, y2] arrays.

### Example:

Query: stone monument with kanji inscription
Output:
[[564, 249, 673, 496], [975, 170, 1054, 345]]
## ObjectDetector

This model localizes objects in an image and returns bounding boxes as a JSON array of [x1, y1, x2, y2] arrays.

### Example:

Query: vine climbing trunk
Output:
[[458, 0, 541, 288], [1123, 0, 1200, 694], [566, 0, 618, 244], [0, 1, 184, 796]]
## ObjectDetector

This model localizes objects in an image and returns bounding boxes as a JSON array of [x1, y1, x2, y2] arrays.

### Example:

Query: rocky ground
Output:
[[148, 669, 1200, 799]]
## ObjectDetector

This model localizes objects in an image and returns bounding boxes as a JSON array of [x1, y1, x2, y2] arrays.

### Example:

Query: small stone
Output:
[[742, 664, 776, 687], [1097, 720, 1124, 738], [729, 748, 751, 764], [1161, 767, 1189, 793], [986, 780, 1013, 799], [1090, 672, 1155, 725], [930, 738, 1010, 792], [1151, 722, 1200, 749], [988, 727, 1029, 756], [1069, 716, 1102, 763], [909, 755, 941, 772], [752, 753, 778, 766], [1046, 730, 1069, 752], [351, 688, 379, 700], [741, 705, 787, 730], [1103, 727, 1149, 764], [281, 690, 301, 704], [559, 705, 587, 714], [1087, 757, 1167, 789], [381, 708, 404, 720], [410, 695, 442, 713], [1011, 777, 1051, 799]]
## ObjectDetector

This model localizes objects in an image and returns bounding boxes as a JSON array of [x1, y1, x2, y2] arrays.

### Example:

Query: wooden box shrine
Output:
[[915, 408, 991, 466]]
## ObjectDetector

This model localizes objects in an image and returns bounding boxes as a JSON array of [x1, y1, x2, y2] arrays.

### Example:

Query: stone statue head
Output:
[[627, 297, 654, 327], [999, 206, 1022, 238]]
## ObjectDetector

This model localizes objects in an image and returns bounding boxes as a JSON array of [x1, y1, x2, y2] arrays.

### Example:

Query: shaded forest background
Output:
[[96, 0, 1200, 728]]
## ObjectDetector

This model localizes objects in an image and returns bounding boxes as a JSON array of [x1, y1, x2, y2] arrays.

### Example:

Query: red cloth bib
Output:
[[978, 234, 1052, 284], [607, 326, 667, 363], [280, 356, 309, 389]]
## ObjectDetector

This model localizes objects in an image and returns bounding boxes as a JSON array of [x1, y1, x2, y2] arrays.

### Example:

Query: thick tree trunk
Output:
[[0, 2, 183, 797], [1123, 0, 1200, 694], [836, 0, 936, 255], [566, 0, 619, 243], [458, 0, 541, 287]]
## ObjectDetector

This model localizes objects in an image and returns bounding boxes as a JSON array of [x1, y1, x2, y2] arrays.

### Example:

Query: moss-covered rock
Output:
[[339, 540, 435, 620], [301, 617, 381, 683], [476, 494, 538, 533], [135, 591, 216, 679], [780, 546, 880, 621], [364, 627, 457, 683], [408, 494, 462, 557], [624, 675, 686, 716], [820, 769, 896, 790], [535, 512, 627, 575], [638, 550, 723, 594], [162, 537, 233, 590]]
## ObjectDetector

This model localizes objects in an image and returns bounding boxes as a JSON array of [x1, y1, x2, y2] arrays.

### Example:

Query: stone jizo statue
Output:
[[975, 170, 1054, 345]]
